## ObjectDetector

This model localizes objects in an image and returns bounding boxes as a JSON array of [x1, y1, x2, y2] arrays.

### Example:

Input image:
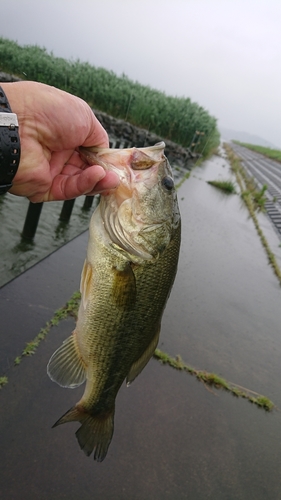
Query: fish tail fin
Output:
[[53, 405, 115, 462]]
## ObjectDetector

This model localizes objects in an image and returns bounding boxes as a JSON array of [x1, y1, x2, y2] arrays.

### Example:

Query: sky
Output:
[[1, 0, 281, 147]]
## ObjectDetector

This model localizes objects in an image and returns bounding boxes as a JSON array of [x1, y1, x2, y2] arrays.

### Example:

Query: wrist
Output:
[[0, 85, 21, 194]]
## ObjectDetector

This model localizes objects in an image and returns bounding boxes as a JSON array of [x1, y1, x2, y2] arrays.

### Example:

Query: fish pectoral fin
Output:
[[112, 262, 137, 309], [53, 405, 115, 462], [126, 325, 160, 385], [47, 333, 86, 388], [80, 259, 93, 310]]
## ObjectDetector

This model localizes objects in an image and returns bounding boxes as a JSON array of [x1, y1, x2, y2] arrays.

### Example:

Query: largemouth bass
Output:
[[47, 141, 181, 462]]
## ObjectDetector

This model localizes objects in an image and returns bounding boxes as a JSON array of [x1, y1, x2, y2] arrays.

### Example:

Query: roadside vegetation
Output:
[[241, 183, 267, 212], [233, 141, 281, 163], [0, 37, 220, 156], [3, 289, 274, 412], [207, 179, 236, 194], [154, 349, 274, 411], [13, 292, 81, 364], [0, 376, 8, 389], [225, 144, 281, 285]]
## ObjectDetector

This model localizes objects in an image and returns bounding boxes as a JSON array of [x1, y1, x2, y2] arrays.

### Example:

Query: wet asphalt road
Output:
[[230, 142, 281, 238], [1, 150, 281, 499]]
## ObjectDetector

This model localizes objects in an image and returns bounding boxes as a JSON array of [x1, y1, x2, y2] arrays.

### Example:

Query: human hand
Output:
[[2, 81, 119, 202]]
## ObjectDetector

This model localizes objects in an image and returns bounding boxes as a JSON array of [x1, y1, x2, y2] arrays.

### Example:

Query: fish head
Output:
[[80, 142, 180, 261]]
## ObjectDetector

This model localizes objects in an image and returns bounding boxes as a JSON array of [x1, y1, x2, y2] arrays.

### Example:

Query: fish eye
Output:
[[161, 176, 174, 192]]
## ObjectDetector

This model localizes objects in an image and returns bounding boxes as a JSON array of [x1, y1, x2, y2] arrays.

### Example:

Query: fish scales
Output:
[[80, 222, 180, 408], [47, 141, 181, 461]]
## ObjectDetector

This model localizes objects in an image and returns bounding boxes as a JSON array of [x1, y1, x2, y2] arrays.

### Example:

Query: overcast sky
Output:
[[1, 0, 281, 147]]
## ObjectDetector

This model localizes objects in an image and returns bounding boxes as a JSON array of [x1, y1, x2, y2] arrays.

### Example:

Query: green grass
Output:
[[7, 288, 275, 413], [175, 171, 190, 189], [14, 291, 81, 364], [0, 376, 8, 389], [234, 141, 281, 163], [153, 349, 274, 411], [241, 184, 267, 212], [0, 36, 220, 156], [207, 179, 236, 194]]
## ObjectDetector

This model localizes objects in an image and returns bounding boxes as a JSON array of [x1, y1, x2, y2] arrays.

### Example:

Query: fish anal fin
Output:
[[53, 405, 115, 462], [112, 262, 136, 310], [126, 325, 160, 385], [80, 259, 93, 310], [47, 333, 86, 388]]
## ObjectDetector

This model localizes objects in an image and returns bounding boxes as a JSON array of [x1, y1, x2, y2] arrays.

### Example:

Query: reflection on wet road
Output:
[[1, 150, 281, 499]]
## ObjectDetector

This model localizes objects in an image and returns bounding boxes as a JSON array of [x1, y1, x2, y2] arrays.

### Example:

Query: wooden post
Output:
[[82, 195, 95, 211], [59, 199, 75, 222], [21, 202, 43, 240]]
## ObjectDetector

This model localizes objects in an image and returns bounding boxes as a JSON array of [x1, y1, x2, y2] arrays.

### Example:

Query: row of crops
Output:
[[0, 37, 220, 155]]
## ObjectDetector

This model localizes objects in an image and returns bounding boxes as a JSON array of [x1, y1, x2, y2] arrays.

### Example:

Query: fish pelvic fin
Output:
[[47, 333, 86, 388], [126, 325, 160, 386], [53, 405, 115, 462]]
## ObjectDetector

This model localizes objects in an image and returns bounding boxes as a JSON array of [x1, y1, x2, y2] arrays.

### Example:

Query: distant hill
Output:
[[219, 127, 278, 149]]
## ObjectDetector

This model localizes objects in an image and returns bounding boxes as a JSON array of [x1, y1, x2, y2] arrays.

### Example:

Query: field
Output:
[[233, 141, 281, 163]]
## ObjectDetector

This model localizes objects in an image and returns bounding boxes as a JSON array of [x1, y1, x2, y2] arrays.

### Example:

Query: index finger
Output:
[[81, 105, 109, 149]]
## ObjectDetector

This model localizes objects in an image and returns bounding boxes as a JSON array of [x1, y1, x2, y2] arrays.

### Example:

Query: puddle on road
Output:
[[162, 153, 281, 393]]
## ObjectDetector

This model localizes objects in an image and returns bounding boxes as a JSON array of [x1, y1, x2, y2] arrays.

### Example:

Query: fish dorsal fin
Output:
[[126, 325, 160, 385], [80, 259, 93, 310], [47, 333, 86, 388]]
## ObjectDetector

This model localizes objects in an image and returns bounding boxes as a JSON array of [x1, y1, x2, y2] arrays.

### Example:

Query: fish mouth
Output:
[[79, 142, 166, 205], [79, 141, 165, 171], [80, 142, 173, 259], [79, 141, 165, 173]]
